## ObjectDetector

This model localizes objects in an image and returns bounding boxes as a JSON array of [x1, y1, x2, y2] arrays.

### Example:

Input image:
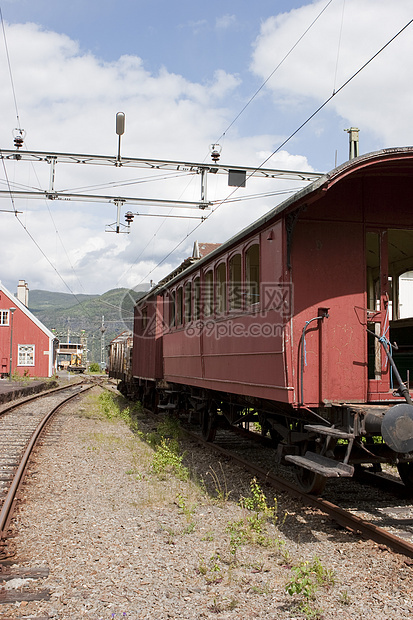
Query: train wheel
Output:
[[294, 439, 327, 495], [294, 467, 327, 495], [201, 404, 217, 442], [397, 462, 413, 490]]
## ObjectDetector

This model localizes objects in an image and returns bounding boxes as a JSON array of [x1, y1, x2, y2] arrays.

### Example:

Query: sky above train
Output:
[[0, 0, 412, 298]]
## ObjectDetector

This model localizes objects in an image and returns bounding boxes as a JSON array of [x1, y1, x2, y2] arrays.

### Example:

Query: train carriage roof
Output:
[[136, 146, 413, 303]]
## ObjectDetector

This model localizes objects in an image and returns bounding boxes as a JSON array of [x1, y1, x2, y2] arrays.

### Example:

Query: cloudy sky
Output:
[[0, 0, 412, 298]]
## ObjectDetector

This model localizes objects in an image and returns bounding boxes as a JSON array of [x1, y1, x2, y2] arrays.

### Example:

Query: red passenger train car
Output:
[[119, 147, 413, 493]]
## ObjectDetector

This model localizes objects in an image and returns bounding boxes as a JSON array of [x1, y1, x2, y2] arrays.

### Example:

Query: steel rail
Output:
[[0, 383, 94, 541], [185, 428, 413, 559], [0, 378, 95, 417]]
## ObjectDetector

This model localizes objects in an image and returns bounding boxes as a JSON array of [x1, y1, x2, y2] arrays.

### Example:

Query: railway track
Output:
[[178, 419, 413, 559], [0, 380, 95, 558], [70, 382, 413, 560]]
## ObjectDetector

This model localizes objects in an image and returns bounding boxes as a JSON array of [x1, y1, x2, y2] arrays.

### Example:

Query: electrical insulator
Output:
[[13, 128, 25, 149], [125, 211, 134, 225], [210, 143, 222, 163], [14, 135, 24, 149]]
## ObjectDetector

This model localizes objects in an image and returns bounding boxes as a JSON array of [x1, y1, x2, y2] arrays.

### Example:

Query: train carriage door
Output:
[[366, 231, 387, 396], [367, 229, 413, 400], [387, 229, 413, 393]]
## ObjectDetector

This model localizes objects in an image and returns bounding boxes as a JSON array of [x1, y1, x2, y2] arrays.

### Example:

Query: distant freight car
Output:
[[111, 147, 413, 494], [107, 331, 133, 394]]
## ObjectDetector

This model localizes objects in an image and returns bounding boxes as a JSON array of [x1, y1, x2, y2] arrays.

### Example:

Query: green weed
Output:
[[206, 463, 231, 502], [151, 438, 189, 480], [176, 493, 196, 520], [182, 522, 196, 535], [225, 478, 279, 558], [96, 392, 141, 431], [286, 556, 335, 618], [198, 554, 223, 584], [157, 415, 181, 439], [239, 477, 277, 522], [250, 581, 273, 595], [339, 590, 351, 605]]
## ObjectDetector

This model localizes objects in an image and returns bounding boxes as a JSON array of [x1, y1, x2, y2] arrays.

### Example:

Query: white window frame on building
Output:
[[18, 344, 35, 366], [0, 310, 9, 325]]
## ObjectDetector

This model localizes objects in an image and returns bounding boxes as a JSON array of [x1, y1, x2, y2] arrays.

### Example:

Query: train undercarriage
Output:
[[117, 376, 413, 495]]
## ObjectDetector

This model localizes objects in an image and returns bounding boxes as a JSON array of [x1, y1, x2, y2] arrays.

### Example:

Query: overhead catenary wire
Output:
[[59, 169, 197, 194], [1, 154, 95, 315], [0, 5, 21, 132], [0, 146, 96, 315], [0, 5, 100, 318], [214, 0, 335, 145], [118, 0, 335, 289], [332, 0, 346, 95], [131, 17, 413, 290]]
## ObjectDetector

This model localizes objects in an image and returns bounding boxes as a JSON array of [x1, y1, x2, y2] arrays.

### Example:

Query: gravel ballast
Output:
[[1, 387, 413, 619]]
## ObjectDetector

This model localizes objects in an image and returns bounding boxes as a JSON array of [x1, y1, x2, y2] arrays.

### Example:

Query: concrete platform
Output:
[[0, 379, 58, 405]]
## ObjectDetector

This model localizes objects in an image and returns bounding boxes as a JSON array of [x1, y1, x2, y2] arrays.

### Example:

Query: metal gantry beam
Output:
[[0, 147, 323, 231], [0, 149, 322, 181], [0, 189, 209, 210]]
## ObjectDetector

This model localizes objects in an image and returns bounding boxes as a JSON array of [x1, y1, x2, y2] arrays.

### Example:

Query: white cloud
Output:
[[251, 0, 413, 146], [215, 15, 237, 30], [0, 20, 306, 294]]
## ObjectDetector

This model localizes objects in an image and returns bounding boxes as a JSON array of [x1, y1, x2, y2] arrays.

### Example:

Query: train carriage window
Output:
[[169, 290, 176, 328], [388, 229, 413, 320], [366, 232, 382, 380], [245, 244, 260, 306], [204, 271, 214, 317], [193, 277, 200, 320], [216, 263, 227, 314], [398, 271, 413, 319], [184, 281, 192, 323], [177, 287, 183, 326], [229, 254, 242, 310], [366, 232, 380, 312], [142, 306, 148, 330]]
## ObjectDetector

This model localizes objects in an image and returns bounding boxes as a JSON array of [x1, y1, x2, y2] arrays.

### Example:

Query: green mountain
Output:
[[29, 288, 146, 364]]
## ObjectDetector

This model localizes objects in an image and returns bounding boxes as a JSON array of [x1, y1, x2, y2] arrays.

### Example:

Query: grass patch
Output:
[[225, 478, 280, 561], [286, 556, 335, 619], [151, 437, 189, 480]]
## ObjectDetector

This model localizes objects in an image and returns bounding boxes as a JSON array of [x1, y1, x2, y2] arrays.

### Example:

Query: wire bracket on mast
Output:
[[199, 168, 208, 208], [47, 156, 57, 198], [106, 199, 129, 233]]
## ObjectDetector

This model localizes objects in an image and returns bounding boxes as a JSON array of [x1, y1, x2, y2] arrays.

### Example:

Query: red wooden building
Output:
[[0, 282, 57, 378]]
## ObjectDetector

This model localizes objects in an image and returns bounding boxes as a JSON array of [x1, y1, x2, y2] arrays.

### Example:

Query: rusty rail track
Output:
[[98, 385, 413, 559], [0, 382, 95, 552], [184, 427, 413, 559]]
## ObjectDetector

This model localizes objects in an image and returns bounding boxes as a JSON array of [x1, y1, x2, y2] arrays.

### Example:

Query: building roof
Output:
[[110, 330, 133, 344], [0, 281, 56, 341], [192, 241, 222, 259]]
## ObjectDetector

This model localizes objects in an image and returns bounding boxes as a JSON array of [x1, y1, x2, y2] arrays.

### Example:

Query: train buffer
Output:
[[285, 452, 354, 478]]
